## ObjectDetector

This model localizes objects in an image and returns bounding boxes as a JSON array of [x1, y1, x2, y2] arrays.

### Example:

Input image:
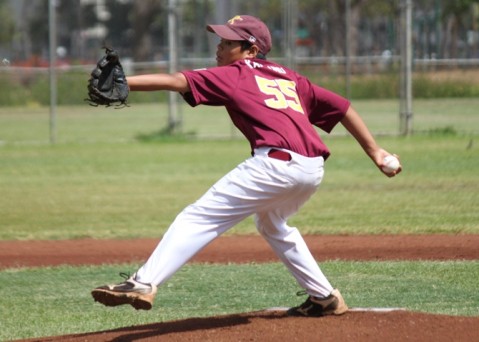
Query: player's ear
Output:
[[247, 45, 260, 58]]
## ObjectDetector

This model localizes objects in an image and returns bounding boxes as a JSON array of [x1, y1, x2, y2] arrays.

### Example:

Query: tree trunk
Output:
[[349, 2, 362, 57], [132, 0, 158, 62], [443, 15, 458, 58]]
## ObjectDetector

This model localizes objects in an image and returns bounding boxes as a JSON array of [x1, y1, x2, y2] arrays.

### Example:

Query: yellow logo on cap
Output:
[[228, 16, 243, 25]]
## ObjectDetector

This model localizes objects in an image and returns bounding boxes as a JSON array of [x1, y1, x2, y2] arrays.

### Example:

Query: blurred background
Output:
[[0, 0, 478, 143], [3, 0, 479, 64]]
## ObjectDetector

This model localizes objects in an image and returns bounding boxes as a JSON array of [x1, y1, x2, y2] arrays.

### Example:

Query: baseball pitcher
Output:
[[91, 15, 401, 317]]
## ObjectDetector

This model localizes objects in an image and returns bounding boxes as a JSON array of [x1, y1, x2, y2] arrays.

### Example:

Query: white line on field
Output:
[[266, 307, 406, 312]]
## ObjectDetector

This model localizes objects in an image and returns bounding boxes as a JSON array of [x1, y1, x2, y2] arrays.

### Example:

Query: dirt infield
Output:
[[4, 234, 478, 342], [2, 234, 479, 269]]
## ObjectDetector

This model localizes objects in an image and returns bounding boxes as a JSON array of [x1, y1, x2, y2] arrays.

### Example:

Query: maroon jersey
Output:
[[181, 58, 350, 159]]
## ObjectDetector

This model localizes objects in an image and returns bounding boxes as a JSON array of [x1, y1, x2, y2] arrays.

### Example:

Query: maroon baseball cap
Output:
[[207, 15, 272, 55]]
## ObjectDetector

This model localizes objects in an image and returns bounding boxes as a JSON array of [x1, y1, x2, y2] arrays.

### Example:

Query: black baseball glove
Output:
[[86, 47, 129, 107]]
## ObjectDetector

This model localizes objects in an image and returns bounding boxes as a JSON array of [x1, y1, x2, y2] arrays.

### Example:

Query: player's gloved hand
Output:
[[86, 47, 129, 108]]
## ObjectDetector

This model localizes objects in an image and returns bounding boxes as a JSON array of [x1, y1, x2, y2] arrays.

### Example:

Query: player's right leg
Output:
[[254, 150, 348, 316], [287, 289, 348, 317], [255, 205, 348, 316]]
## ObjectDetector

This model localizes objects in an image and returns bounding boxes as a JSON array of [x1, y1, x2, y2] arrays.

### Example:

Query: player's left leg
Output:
[[91, 166, 252, 309]]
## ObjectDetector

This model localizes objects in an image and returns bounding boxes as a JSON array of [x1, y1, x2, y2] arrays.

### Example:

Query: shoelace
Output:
[[119, 271, 151, 287], [295, 290, 325, 301], [119, 272, 131, 281]]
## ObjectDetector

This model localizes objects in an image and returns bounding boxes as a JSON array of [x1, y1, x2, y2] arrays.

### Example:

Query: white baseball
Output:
[[382, 155, 400, 173]]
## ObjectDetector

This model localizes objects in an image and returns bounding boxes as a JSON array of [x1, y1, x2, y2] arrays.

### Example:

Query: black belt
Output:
[[268, 149, 292, 161]]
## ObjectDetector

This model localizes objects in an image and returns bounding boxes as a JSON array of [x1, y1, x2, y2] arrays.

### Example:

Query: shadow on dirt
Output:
[[31, 311, 286, 342], [21, 310, 479, 342]]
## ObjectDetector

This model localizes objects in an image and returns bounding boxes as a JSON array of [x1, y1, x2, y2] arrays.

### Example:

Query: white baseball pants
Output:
[[135, 147, 334, 298]]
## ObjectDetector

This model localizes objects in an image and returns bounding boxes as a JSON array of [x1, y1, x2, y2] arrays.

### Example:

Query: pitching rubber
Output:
[[348, 307, 406, 312]]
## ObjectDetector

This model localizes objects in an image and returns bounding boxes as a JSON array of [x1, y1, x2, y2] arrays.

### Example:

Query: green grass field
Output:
[[0, 134, 477, 240], [1, 261, 478, 340], [0, 99, 478, 239], [0, 98, 478, 144], [0, 99, 478, 340]]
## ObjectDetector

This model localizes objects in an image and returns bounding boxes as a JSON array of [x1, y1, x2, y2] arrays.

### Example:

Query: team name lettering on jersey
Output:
[[244, 60, 286, 75], [245, 59, 263, 69], [267, 65, 286, 74]]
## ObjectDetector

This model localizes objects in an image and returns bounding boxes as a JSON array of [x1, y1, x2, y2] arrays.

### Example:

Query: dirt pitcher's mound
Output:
[[22, 310, 479, 342]]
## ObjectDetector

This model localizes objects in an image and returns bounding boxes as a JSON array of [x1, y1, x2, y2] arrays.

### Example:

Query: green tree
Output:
[[442, 0, 479, 57], [131, 0, 164, 62], [56, 0, 96, 60], [293, 0, 396, 56], [28, 1, 48, 57], [103, 0, 165, 62], [0, 0, 14, 45], [104, 0, 134, 56]]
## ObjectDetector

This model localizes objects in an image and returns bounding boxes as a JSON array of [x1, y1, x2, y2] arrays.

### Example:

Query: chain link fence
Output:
[[0, 0, 478, 144]]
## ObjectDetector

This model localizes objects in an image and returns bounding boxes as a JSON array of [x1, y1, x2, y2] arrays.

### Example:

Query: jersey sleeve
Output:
[[299, 77, 350, 133], [181, 65, 241, 107]]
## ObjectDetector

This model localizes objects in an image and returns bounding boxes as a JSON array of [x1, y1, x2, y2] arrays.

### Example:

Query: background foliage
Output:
[[1, 0, 479, 63], [1, 68, 479, 107]]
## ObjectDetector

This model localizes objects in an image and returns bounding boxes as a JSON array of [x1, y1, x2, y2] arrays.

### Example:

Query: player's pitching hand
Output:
[[373, 149, 402, 177]]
